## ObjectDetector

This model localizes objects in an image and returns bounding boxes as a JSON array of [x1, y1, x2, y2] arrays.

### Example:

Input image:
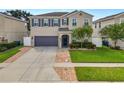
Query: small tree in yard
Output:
[[72, 25, 93, 48], [100, 23, 124, 47]]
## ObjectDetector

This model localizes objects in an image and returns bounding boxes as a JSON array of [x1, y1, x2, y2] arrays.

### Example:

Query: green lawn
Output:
[[69, 47, 124, 63], [0, 46, 22, 63], [75, 67, 124, 81]]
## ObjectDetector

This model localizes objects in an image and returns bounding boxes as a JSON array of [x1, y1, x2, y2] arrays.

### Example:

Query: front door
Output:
[[62, 35, 69, 48]]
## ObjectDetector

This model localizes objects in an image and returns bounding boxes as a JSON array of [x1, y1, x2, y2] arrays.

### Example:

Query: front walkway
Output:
[[55, 48, 77, 81], [0, 47, 61, 82]]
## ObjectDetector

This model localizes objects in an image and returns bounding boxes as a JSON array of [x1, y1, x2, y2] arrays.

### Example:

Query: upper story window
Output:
[[95, 23, 97, 28], [53, 18, 59, 26], [62, 18, 68, 25], [84, 18, 89, 26], [72, 18, 77, 26], [43, 19, 49, 26], [32, 19, 39, 26], [120, 18, 124, 23], [99, 22, 101, 28]]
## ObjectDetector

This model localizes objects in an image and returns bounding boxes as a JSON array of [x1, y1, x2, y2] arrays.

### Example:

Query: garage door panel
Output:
[[35, 36, 58, 46]]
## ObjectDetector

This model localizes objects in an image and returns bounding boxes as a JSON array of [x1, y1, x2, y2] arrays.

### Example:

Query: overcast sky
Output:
[[0, 9, 124, 20]]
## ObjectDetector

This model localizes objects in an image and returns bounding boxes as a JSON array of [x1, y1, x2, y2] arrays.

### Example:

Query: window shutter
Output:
[[58, 19, 60, 26], [67, 18, 69, 25], [48, 19, 51, 26], [52, 19, 54, 26], [32, 19, 34, 26], [42, 19, 44, 26], [62, 19, 64, 25], [38, 19, 41, 26]]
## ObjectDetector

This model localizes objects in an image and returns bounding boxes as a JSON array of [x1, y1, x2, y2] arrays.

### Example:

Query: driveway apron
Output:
[[0, 47, 61, 82]]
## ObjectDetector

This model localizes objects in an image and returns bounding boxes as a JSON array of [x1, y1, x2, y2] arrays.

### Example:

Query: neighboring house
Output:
[[93, 12, 124, 48], [0, 13, 27, 43], [29, 10, 93, 48]]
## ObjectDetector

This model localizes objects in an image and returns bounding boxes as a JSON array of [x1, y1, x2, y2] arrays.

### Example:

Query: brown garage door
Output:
[[34, 36, 58, 46]]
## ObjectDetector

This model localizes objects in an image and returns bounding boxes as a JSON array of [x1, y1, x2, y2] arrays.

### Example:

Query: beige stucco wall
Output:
[[30, 12, 93, 47], [0, 15, 27, 43], [30, 27, 58, 36], [0, 16, 5, 37], [93, 19, 115, 38], [30, 12, 93, 37], [30, 16, 60, 37], [67, 12, 92, 30]]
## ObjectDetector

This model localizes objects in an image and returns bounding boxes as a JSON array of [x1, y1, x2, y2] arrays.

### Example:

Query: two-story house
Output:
[[0, 12, 27, 43], [29, 10, 93, 48], [93, 12, 124, 49]]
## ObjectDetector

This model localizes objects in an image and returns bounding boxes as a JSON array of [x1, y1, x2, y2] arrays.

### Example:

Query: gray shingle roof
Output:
[[0, 12, 27, 23], [29, 10, 93, 18], [36, 12, 68, 16], [94, 12, 124, 23]]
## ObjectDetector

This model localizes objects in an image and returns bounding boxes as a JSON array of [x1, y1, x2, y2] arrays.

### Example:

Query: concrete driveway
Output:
[[0, 47, 61, 82]]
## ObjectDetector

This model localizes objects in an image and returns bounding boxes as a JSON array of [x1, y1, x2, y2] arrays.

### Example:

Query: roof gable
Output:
[[61, 10, 94, 17]]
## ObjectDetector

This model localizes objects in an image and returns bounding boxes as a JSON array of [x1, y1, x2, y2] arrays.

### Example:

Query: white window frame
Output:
[[120, 18, 124, 23], [33, 19, 39, 26], [84, 18, 89, 26], [43, 19, 49, 26], [72, 18, 77, 26]]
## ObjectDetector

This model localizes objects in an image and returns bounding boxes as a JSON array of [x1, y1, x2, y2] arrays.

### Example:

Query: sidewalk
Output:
[[54, 63, 124, 67]]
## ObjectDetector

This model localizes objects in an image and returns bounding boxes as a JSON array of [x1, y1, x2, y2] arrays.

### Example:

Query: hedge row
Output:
[[0, 41, 20, 52], [69, 42, 96, 49]]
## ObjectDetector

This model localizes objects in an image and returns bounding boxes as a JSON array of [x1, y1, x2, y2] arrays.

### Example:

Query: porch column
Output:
[[58, 34, 62, 48], [69, 34, 72, 44]]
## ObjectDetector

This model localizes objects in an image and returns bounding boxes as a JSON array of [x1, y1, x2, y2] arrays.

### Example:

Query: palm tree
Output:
[[72, 25, 93, 48], [100, 23, 124, 47]]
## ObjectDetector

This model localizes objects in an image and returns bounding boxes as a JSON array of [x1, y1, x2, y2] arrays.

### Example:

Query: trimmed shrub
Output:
[[83, 42, 96, 49], [86, 44, 96, 49], [110, 46, 121, 50], [69, 44, 73, 49], [0, 41, 20, 52], [69, 43, 80, 49], [70, 42, 96, 49], [0, 47, 7, 52]]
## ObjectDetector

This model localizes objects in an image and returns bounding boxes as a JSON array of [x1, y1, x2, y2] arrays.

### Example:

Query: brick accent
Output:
[[54, 67, 77, 81], [56, 49, 71, 63]]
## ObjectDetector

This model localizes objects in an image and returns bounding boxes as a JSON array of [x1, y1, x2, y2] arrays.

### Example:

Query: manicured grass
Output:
[[0, 46, 22, 63], [75, 67, 124, 81], [69, 47, 124, 63]]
